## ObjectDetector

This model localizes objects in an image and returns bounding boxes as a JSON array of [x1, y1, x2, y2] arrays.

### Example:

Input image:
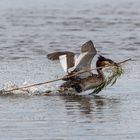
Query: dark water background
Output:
[[0, 0, 140, 139]]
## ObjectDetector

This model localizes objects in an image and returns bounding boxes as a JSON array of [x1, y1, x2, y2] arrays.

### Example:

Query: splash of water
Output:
[[1, 81, 59, 96]]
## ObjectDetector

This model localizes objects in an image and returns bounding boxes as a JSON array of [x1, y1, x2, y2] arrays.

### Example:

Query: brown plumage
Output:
[[47, 40, 117, 93], [47, 51, 74, 60], [60, 56, 117, 93], [47, 51, 75, 69]]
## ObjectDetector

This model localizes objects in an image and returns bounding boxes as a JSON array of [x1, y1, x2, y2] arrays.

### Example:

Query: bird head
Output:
[[96, 55, 118, 68]]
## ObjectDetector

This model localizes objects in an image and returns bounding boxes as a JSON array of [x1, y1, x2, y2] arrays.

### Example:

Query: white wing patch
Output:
[[59, 55, 68, 73], [74, 52, 88, 68], [59, 52, 89, 73], [67, 55, 77, 72]]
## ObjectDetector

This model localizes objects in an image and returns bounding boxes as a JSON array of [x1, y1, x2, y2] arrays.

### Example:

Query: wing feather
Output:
[[74, 40, 97, 71]]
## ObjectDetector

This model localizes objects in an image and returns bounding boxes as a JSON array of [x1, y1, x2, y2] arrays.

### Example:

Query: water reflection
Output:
[[60, 94, 120, 118], [0, 0, 139, 139]]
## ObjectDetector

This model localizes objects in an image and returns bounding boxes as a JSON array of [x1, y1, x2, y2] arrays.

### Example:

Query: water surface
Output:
[[0, 0, 140, 139]]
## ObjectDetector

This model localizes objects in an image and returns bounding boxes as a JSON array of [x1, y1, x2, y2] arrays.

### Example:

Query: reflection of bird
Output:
[[47, 40, 117, 93]]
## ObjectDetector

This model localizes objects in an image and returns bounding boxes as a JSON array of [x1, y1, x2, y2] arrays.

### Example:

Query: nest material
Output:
[[91, 65, 123, 94]]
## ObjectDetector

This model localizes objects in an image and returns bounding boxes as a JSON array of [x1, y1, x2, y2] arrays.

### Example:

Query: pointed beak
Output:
[[104, 60, 118, 67], [111, 60, 118, 67], [114, 62, 118, 66]]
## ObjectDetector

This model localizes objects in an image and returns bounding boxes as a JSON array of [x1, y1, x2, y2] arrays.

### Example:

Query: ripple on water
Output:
[[0, 0, 140, 139]]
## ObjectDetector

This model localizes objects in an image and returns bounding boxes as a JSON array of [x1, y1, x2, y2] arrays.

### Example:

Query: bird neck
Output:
[[96, 61, 104, 77], [97, 68, 104, 77], [96, 60, 104, 77]]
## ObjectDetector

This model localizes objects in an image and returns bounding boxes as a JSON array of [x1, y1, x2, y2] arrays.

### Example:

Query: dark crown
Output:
[[98, 55, 107, 61], [98, 55, 115, 64]]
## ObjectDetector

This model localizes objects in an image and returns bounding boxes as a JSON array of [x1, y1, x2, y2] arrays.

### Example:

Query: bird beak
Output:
[[103, 60, 118, 67]]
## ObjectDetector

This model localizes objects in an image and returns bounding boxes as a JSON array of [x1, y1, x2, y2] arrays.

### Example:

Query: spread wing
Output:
[[59, 54, 77, 73], [47, 40, 97, 77], [74, 40, 97, 70], [73, 40, 97, 78], [47, 51, 76, 72], [47, 51, 75, 61]]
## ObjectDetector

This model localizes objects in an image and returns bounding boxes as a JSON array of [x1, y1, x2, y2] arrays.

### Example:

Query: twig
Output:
[[117, 58, 132, 65], [2, 58, 131, 93]]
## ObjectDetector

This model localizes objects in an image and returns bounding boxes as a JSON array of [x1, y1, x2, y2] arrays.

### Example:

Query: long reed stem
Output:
[[2, 58, 131, 93]]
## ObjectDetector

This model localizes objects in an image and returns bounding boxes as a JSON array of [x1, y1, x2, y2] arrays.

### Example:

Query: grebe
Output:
[[47, 40, 117, 93], [60, 55, 117, 92]]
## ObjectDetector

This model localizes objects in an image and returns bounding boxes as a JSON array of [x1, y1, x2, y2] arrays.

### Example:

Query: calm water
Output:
[[0, 0, 140, 139]]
